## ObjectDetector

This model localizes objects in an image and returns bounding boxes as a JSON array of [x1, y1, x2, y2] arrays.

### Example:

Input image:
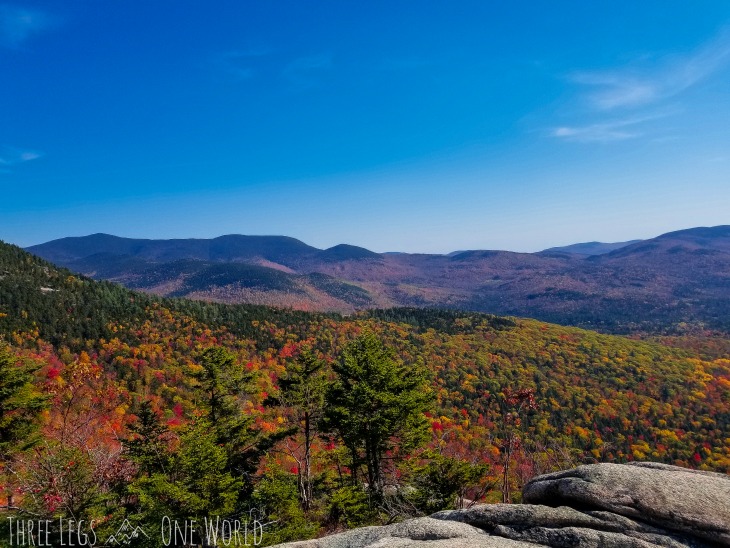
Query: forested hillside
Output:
[[1, 240, 729, 545], [26, 226, 730, 333]]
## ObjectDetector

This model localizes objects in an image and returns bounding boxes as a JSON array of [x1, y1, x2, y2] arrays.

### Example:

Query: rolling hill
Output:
[[25, 225, 730, 332]]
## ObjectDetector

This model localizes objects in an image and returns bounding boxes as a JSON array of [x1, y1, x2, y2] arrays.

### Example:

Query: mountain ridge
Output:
[[24, 225, 730, 333], [26, 232, 656, 261], [542, 239, 642, 256]]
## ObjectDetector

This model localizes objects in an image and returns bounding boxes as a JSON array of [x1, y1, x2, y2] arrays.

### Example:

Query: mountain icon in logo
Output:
[[105, 520, 149, 545]]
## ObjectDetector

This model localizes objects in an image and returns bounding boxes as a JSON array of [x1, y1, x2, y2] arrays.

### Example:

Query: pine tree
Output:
[[127, 419, 242, 529], [124, 400, 170, 477], [322, 332, 433, 500], [276, 346, 327, 510], [0, 344, 48, 508], [192, 346, 287, 501]]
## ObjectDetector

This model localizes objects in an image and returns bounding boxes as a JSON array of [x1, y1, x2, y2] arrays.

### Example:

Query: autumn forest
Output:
[[0, 238, 728, 546]]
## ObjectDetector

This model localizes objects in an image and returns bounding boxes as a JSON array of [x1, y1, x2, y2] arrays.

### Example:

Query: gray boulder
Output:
[[522, 462, 730, 545], [433, 504, 706, 547], [272, 462, 730, 547], [271, 517, 537, 547]]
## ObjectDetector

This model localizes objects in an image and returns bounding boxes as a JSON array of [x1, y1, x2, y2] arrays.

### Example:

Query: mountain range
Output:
[[25, 225, 730, 332]]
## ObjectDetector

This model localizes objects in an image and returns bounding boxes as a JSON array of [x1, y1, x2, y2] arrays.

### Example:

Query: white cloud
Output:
[[570, 73, 657, 110], [552, 122, 638, 142], [550, 112, 671, 143], [0, 146, 42, 172], [0, 5, 51, 48], [571, 27, 730, 111], [548, 27, 730, 145]]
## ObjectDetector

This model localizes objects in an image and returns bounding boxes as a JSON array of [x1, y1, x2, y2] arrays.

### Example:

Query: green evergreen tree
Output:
[[126, 418, 242, 542], [0, 343, 48, 507], [322, 332, 433, 500], [275, 346, 327, 510], [193, 347, 287, 502], [194, 347, 249, 425], [252, 468, 320, 545], [407, 453, 489, 513], [193, 347, 258, 478], [124, 400, 170, 477]]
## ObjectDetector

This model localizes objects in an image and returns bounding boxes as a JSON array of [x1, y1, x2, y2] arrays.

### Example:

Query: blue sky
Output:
[[1, 1, 729, 253]]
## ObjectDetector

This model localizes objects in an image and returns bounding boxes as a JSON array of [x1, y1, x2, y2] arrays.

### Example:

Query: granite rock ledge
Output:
[[272, 462, 730, 548]]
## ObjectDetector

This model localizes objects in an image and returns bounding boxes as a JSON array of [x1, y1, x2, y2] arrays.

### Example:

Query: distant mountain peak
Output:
[[654, 225, 730, 241], [320, 244, 380, 261], [542, 240, 642, 256]]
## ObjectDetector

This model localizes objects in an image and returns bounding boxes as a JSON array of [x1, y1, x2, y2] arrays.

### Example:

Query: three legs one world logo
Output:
[[105, 520, 149, 545]]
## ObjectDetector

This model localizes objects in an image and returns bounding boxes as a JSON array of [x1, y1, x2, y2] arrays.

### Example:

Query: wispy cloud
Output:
[[569, 73, 657, 110], [281, 53, 332, 90], [551, 117, 650, 143], [0, 146, 42, 173], [214, 48, 272, 80], [571, 27, 730, 111], [0, 5, 51, 48], [548, 27, 730, 144]]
